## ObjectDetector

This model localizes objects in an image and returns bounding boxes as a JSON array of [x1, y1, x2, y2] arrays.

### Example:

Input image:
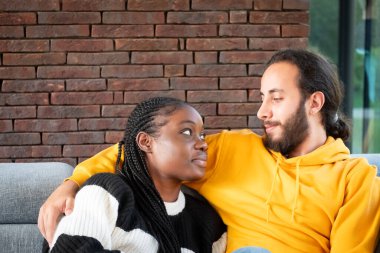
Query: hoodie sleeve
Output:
[[330, 159, 380, 253], [67, 144, 120, 186]]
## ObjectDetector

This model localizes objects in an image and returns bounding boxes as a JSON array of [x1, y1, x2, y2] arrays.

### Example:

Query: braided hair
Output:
[[266, 49, 351, 141], [115, 97, 188, 253]]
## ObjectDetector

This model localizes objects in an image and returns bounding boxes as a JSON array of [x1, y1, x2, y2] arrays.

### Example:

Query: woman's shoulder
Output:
[[82, 173, 133, 201]]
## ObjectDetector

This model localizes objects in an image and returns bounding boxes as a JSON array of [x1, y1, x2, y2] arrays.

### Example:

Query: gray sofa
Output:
[[0, 155, 379, 253]]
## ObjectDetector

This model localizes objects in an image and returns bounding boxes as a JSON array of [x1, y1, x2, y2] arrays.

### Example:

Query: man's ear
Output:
[[136, 132, 153, 153], [309, 91, 325, 115]]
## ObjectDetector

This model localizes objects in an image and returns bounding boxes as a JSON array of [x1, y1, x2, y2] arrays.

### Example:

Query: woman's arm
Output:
[[38, 144, 120, 243]]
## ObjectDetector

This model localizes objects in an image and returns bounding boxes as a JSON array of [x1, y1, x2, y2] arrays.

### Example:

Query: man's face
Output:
[[257, 62, 309, 155]]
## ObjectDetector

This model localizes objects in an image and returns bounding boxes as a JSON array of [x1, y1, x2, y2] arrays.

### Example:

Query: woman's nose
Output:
[[195, 138, 208, 152]]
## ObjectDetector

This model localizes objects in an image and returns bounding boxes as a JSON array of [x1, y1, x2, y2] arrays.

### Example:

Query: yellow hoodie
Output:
[[69, 129, 380, 253]]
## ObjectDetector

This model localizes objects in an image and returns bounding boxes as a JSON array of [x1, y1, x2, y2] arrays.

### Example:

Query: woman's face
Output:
[[144, 105, 207, 186]]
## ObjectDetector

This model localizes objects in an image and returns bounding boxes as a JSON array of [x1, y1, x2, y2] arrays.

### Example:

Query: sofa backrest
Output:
[[0, 162, 74, 253]]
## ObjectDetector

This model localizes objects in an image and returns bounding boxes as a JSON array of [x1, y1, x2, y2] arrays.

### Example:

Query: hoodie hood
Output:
[[269, 136, 350, 166], [265, 137, 350, 222]]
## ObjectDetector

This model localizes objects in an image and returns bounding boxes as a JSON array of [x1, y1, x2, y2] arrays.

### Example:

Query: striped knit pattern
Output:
[[49, 173, 226, 253]]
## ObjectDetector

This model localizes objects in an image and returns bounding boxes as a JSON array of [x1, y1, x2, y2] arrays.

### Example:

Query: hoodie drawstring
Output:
[[291, 159, 301, 222], [265, 157, 280, 222], [265, 157, 302, 223]]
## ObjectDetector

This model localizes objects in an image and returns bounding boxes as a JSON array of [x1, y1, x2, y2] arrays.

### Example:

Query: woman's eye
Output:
[[273, 97, 282, 102], [200, 132, 206, 140], [182, 129, 192, 136]]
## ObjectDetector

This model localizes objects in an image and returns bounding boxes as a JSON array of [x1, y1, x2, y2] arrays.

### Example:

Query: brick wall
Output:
[[0, 0, 309, 166]]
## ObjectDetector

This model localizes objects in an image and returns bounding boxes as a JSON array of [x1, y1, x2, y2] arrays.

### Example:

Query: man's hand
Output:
[[38, 180, 79, 244]]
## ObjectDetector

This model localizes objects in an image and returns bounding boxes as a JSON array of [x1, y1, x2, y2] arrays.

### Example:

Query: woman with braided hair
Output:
[[46, 97, 226, 253]]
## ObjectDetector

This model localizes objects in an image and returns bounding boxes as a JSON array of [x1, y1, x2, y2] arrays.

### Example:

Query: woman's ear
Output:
[[136, 132, 153, 153], [309, 91, 325, 115]]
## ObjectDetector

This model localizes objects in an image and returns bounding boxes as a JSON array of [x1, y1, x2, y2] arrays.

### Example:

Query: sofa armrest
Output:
[[0, 162, 74, 253]]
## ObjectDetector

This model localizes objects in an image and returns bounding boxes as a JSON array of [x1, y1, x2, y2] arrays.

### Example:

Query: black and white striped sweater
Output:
[[49, 173, 227, 253]]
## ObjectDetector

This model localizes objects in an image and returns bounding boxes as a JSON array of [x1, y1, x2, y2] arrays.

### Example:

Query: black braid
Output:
[[115, 97, 188, 253]]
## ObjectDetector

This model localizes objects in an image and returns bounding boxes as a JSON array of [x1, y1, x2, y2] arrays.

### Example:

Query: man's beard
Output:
[[262, 101, 309, 156]]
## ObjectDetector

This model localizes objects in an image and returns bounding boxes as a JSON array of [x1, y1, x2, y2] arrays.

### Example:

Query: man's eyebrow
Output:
[[260, 88, 284, 96]]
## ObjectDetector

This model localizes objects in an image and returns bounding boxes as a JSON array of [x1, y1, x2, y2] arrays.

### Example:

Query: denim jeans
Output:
[[232, 246, 271, 253]]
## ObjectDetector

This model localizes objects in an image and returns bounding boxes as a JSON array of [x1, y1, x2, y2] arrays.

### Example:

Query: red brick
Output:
[[102, 65, 163, 78], [204, 116, 247, 128], [102, 105, 136, 117], [249, 37, 308, 50], [0, 133, 40, 145], [0, 145, 61, 158], [62, 0, 125, 11], [248, 64, 266, 76], [253, 0, 282, 10], [248, 116, 263, 128], [131, 52, 192, 64], [283, 0, 309, 10], [248, 89, 261, 101], [230, 11, 248, 23], [220, 77, 261, 89], [38, 12, 101, 24], [14, 119, 77, 132], [0, 106, 36, 119], [192, 0, 252, 10], [124, 91, 185, 104], [37, 66, 100, 78], [282, 24, 309, 37], [26, 25, 89, 38], [219, 24, 280, 37], [167, 11, 228, 24], [0, 93, 48, 105], [43, 132, 104, 145], [189, 103, 217, 116], [194, 52, 217, 64], [220, 51, 273, 64], [165, 65, 184, 77], [187, 90, 247, 102], [0, 0, 60, 11], [2, 80, 64, 92], [156, 25, 216, 37], [0, 40, 49, 52], [115, 39, 178, 51], [105, 131, 123, 143], [63, 144, 111, 157], [38, 106, 100, 118], [0, 67, 35, 79], [0, 120, 12, 132], [103, 12, 164, 24], [51, 92, 113, 105], [0, 26, 24, 38], [51, 39, 113, 52], [170, 77, 218, 90], [187, 38, 247, 51], [114, 92, 124, 103], [92, 25, 153, 37], [218, 103, 260, 115], [66, 79, 106, 91], [128, 0, 189, 10], [3, 53, 66, 65], [0, 12, 36, 25], [78, 118, 127, 130], [15, 157, 77, 166], [186, 64, 246, 77], [108, 78, 169, 90], [67, 52, 129, 65], [250, 12, 309, 24]]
